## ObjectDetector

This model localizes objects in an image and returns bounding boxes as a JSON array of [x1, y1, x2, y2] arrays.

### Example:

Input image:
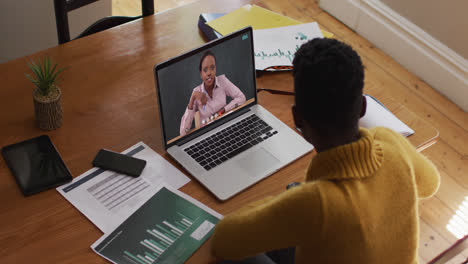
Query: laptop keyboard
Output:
[[184, 114, 278, 171]]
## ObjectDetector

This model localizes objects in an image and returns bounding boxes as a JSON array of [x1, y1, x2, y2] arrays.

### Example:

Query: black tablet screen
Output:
[[2, 135, 72, 196]]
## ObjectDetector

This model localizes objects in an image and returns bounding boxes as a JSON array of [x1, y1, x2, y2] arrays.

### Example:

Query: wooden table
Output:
[[0, 0, 438, 263]]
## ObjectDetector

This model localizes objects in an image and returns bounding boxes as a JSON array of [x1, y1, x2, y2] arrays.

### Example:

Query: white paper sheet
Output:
[[57, 142, 190, 233], [253, 22, 324, 70], [359, 95, 414, 137]]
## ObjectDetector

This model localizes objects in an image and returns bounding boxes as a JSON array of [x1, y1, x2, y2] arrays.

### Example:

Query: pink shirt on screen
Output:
[[180, 74, 246, 136]]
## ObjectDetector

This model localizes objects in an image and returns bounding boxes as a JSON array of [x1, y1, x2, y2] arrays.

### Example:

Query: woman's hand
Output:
[[188, 91, 208, 110]]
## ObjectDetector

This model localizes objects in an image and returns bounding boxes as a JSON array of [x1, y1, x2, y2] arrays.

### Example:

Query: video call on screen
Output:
[[157, 32, 256, 143]]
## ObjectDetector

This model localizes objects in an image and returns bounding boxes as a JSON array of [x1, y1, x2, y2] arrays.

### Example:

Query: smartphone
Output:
[[92, 149, 146, 177]]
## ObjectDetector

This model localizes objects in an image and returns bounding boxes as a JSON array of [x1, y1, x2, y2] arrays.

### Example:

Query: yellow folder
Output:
[[206, 4, 333, 38]]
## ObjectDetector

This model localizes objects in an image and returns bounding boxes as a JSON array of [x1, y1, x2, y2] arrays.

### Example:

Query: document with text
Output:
[[253, 22, 323, 70], [92, 186, 222, 264], [57, 142, 190, 233], [359, 94, 414, 137]]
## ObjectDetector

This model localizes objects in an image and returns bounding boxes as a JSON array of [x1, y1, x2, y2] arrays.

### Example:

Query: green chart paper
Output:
[[93, 187, 220, 264]]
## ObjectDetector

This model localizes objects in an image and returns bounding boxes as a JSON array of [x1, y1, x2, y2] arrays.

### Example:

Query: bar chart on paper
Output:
[[92, 187, 221, 264]]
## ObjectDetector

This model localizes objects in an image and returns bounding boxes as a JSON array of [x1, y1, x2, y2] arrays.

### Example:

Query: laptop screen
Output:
[[154, 27, 257, 148]]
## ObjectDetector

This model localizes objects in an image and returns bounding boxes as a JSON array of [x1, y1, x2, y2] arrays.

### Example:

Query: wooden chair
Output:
[[53, 0, 154, 44]]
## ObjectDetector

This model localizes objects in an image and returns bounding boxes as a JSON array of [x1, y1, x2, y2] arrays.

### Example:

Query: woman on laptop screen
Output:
[[180, 51, 246, 136]]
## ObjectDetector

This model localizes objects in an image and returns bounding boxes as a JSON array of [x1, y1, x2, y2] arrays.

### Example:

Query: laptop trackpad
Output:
[[236, 147, 279, 177]]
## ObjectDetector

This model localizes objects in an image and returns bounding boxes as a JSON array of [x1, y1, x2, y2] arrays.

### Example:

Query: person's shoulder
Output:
[[193, 82, 203, 92], [286, 181, 338, 200], [216, 74, 238, 90], [368, 127, 415, 154], [216, 74, 229, 83], [288, 181, 352, 210], [369, 127, 406, 143]]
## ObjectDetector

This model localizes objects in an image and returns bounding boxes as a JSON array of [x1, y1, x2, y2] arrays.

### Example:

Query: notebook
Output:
[[205, 5, 334, 38], [153, 27, 313, 201]]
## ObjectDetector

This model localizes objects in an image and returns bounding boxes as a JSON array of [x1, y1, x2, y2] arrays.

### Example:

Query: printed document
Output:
[[360, 95, 414, 137], [57, 142, 190, 233], [92, 186, 221, 264], [253, 22, 323, 70]]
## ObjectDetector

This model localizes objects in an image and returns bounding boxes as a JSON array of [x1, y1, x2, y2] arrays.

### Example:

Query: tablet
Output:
[[2, 135, 72, 196]]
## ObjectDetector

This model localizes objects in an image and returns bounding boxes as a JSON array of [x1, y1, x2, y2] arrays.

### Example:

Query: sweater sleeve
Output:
[[211, 184, 323, 260], [411, 151, 440, 198], [180, 86, 203, 136], [180, 106, 196, 136], [382, 128, 440, 199]]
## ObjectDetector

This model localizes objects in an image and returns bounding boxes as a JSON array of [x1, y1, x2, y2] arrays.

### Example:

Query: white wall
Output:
[[381, 0, 468, 60], [319, 0, 468, 112], [0, 0, 111, 64]]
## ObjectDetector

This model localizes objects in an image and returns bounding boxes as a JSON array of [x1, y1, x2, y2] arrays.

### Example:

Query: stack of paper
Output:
[[206, 4, 332, 37], [203, 4, 331, 71], [58, 142, 223, 263], [360, 95, 414, 137]]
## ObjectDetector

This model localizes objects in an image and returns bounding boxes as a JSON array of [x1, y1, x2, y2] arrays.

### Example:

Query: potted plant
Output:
[[25, 56, 66, 130]]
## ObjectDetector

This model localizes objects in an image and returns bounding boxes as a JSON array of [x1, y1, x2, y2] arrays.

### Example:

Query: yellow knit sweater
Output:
[[212, 127, 440, 263]]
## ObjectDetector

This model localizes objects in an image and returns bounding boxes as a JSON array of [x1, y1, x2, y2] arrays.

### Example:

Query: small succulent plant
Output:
[[25, 56, 66, 96]]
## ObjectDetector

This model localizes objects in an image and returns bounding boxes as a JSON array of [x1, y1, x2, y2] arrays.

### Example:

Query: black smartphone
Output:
[[92, 149, 146, 177]]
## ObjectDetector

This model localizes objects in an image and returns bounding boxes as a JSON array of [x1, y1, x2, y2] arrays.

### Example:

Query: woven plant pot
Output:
[[33, 86, 63, 130]]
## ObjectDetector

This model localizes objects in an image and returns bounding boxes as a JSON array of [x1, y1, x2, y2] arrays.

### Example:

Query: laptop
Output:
[[153, 27, 313, 201]]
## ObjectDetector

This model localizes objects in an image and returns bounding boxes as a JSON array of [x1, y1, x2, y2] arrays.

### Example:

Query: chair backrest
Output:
[[53, 0, 154, 44]]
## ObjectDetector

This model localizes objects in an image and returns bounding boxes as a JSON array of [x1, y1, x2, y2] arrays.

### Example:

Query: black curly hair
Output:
[[292, 38, 364, 135], [199, 50, 217, 72]]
